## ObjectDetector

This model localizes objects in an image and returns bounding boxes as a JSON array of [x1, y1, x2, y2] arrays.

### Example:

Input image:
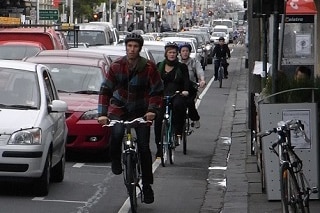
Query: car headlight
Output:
[[81, 109, 98, 120], [8, 128, 42, 145]]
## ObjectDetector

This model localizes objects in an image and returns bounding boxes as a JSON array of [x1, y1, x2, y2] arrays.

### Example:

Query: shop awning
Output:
[[286, 0, 317, 15]]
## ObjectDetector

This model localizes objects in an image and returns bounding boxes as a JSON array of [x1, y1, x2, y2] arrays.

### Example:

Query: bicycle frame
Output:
[[104, 118, 151, 212], [160, 94, 176, 166], [215, 57, 225, 88]]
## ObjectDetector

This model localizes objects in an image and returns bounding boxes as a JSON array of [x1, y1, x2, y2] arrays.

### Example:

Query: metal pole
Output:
[[109, 0, 112, 22], [124, 0, 127, 31], [271, 1, 279, 98], [70, 0, 73, 23], [262, 15, 268, 89], [143, 0, 147, 32], [36, 0, 39, 24]]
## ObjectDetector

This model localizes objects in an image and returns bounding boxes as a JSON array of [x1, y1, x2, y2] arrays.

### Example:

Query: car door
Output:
[[42, 69, 66, 164]]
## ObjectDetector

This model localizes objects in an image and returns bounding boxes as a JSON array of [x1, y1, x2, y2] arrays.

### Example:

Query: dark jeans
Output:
[[187, 89, 200, 121], [109, 115, 153, 185], [214, 59, 228, 78], [154, 95, 187, 145]]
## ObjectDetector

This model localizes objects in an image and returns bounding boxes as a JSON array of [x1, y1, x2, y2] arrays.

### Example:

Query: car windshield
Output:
[[0, 45, 41, 60], [67, 30, 106, 46], [0, 68, 40, 109], [43, 64, 103, 93], [147, 50, 165, 64]]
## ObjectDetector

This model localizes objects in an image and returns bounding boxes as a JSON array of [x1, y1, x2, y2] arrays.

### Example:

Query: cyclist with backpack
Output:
[[154, 42, 190, 157], [179, 42, 206, 128], [213, 37, 231, 80]]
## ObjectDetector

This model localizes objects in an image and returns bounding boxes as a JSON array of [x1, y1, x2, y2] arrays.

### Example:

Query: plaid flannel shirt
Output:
[[98, 56, 164, 119]]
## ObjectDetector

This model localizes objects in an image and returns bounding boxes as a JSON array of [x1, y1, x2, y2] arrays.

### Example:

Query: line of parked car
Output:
[[0, 22, 217, 196]]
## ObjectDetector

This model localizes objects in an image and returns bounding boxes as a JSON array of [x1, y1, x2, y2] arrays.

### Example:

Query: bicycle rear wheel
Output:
[[160, 120, 169, 167], [124, 153, 138, 213], [280, 162, 305, 213], [218, 66, 224, 88], [169, 138, 175, 164]]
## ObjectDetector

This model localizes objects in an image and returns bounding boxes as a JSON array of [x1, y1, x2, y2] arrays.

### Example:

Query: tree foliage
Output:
[[59, 0, 118, 22]]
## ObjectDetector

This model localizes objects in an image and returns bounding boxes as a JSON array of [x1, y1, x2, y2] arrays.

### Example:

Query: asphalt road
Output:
[[0, 44, 246, 213]]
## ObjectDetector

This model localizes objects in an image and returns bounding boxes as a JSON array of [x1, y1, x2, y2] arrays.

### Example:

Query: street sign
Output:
[[30, 9, 36, 21], [39, 9, 59, 20]]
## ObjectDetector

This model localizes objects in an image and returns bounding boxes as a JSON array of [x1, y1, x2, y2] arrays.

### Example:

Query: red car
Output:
[[25, 50, 111, 155], [0, 40, 46, 60]]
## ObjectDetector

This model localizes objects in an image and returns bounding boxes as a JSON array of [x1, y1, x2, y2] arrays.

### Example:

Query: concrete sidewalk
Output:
[[214, 57, 320, 213]]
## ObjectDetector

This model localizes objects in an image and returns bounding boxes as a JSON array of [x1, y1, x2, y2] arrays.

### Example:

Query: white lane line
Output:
[[32, 197, 87, 204], [196, 74, 214, 109], [73, 163, 85, 168]]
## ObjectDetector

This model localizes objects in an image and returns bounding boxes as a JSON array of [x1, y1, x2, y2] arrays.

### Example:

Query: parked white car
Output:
[[0, 60, 68, 196]]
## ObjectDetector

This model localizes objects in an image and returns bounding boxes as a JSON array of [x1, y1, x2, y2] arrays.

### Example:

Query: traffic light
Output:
[[208, 11, 213, 16], [93, 13, 99, 21], [93, 12, 102, 21]]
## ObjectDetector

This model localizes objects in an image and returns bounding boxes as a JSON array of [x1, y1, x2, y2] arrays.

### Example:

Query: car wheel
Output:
[[35, 151, 51, 196], [51, 148, 65, 182]]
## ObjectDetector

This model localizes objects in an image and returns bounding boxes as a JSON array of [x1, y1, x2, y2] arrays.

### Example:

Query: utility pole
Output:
[[124, 0, 127, 31], [143, 0, 147, 32]]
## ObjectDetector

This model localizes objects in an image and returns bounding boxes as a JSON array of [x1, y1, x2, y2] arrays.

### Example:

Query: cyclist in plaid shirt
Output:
[[97, 33, 163, 204]]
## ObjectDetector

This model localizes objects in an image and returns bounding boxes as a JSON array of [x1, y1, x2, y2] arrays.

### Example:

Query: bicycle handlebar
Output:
[[103, 117, 152, 127], [255, 119, 311, 143]]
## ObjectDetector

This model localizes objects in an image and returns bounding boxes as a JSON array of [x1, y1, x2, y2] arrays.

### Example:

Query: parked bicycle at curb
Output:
[[255, 119, 318, 213], [104, 117, 152, 213]]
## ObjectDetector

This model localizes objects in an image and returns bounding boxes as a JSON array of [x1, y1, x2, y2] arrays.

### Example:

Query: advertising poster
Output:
[[295, 33, 311, 56], [282, 109, 311, 149]]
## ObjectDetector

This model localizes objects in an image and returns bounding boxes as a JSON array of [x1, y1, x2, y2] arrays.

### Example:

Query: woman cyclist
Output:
[[154, 42, 190, 157], [179, 42, 206, 128]]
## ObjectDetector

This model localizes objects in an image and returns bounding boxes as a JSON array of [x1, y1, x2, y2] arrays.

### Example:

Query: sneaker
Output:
[[193, 120, 200, 129], [143, 184, 154, 204], [214, 77, 218, 81], [111, 160, 122, 175], [224, 75, 228, 79], [175, 135, 182, 146]]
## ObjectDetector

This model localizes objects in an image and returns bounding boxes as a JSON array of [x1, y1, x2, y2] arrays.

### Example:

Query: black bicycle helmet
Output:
[[164, 42, 179, 51], [218, 36, 225, 41], [178, 42, 192, 53], [124, 33, 144, 47]]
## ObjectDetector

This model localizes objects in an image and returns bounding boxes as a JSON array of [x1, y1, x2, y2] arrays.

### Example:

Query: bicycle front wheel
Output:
[[280, 162, 305, 213], [124, 153, 138, 213], [218, 66, 224, 88], [182, 119, 188, 155], [160, 120, 169, 167]]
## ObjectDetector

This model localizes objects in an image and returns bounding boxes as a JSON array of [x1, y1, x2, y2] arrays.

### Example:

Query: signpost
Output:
[[39, 9, 59, 21]]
